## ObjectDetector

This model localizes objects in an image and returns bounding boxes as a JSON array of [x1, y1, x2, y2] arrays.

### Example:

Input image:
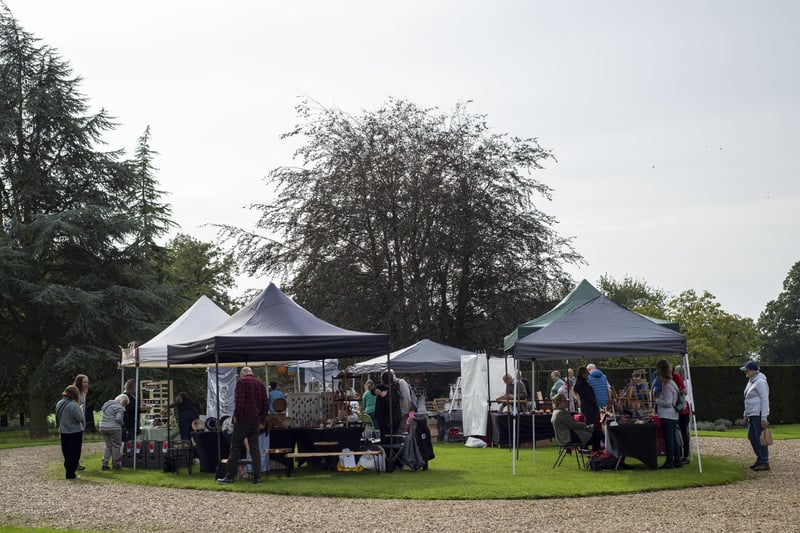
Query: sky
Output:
[[6, 0, 799, 321]]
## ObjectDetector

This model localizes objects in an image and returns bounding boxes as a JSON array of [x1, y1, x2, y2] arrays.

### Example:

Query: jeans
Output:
[[747, 415, 769, 465], [660, 418, 681, 467]]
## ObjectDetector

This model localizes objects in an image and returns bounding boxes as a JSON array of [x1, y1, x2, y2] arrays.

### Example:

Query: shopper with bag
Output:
[[741, 361, 770, 471]]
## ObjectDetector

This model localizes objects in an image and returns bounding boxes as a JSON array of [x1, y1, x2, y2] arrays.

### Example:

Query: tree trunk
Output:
[[27, 377, 50, 439]]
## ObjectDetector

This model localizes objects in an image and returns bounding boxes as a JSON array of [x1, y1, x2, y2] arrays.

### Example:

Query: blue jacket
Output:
[[588, 369, 609, 407]]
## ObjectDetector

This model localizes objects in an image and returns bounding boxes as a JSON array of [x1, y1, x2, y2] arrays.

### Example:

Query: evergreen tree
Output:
[[0, 9, 173, 437], [759, 260, 800, 364]]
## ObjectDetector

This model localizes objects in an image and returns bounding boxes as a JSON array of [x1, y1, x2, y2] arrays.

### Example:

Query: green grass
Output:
[[58, 441, 745, 500], [695, 423, 800, 440]]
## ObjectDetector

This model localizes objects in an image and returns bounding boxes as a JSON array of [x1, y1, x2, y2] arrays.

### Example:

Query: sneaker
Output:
[[752, 463, 770, 471], [67, 475, 81, 480], [252, 476, 262, 484], [76, 465, 86, 471], [679, 458, 690, 466], [216, 475, 234, 484], [749, 461, 760, 469], [113, 465, 122, 470], [102, 465, 110, 471], [659, 463, 675, 469]]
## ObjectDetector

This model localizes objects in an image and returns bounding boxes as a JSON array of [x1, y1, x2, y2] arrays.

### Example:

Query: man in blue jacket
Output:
[[586, 364, 611, 409]]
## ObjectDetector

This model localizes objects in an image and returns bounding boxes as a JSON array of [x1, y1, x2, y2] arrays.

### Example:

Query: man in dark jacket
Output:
[[217, 367, 269, 484]]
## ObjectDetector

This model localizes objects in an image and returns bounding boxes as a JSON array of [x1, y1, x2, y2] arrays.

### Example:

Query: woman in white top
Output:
[[653, 360, 682, 469]]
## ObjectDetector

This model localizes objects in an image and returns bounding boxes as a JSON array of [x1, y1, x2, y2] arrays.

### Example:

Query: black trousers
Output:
[[61, 431, 83, 479], [226, 421, 260, 477]]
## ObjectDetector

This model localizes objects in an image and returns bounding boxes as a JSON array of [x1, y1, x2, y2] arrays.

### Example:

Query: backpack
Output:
[[671, 382, 687, 412]]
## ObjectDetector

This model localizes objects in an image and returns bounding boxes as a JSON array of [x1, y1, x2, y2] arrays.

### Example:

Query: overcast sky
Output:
[[7, 0, 799, 321]]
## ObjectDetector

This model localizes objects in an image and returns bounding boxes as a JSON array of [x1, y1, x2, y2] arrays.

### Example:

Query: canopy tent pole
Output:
[[215, 354, 221, 466], [682, 352, 702, 473], [530, 360, 536, 464]]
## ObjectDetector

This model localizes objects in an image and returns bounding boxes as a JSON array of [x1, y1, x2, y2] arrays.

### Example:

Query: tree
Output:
[[221, 98, 580, 350], [758, 260, 800, 364], [161, 233, 237, 313], [0, 10, 173, 437], [666, 290, 760, 365], [598, 274, 669, 318], [125, 126, 174, 256]]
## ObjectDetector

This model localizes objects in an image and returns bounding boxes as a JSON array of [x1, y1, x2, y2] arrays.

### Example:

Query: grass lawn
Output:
[[695, 423, 800, 440], [52, 439, 746, 500]]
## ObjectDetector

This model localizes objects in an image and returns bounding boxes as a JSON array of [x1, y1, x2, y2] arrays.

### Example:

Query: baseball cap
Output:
[[739, 361, 759, 372]]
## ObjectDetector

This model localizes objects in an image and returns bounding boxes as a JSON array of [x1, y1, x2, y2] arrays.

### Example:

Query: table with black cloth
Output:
[[488, 413, 555, 447], [191, 431, 230, 473], [294, 427, 363, 469], [606, 422, 659, 469]]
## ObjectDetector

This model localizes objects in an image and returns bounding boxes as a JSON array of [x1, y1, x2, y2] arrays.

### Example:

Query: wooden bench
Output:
[[286, 450, 382, 474]]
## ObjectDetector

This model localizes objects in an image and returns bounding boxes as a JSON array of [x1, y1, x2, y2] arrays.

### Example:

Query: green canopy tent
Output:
[[503, 279, 679, 352]]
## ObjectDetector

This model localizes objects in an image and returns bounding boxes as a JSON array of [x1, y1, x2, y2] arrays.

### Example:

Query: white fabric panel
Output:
[[461, 354, 488, 436], [488, 356, 515, 408], [206, 367, 238, 419]]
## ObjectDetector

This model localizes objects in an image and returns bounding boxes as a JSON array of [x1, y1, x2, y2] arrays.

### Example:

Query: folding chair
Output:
[[552, 440, 588, 469]]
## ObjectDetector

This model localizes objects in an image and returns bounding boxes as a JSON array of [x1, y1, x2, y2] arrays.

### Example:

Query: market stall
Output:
[[514, 293, 697, 473]]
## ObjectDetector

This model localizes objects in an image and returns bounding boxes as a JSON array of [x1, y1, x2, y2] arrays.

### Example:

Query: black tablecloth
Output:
[[606, 422, 658, 469], [488, 413, 555, 446], [191, 431, 230, 473], [297, 427, 363, 453]]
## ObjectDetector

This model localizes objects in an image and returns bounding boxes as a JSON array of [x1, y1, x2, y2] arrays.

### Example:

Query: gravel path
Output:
[[1, 437, 797, 532]]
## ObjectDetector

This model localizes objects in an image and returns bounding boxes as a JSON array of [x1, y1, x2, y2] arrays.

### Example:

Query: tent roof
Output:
[[514, 295, 687, 359], [503, 279, 680, 351], [121, 295, 230, 368], [348, 339, 480, 374], [167, 283, 389, 365]]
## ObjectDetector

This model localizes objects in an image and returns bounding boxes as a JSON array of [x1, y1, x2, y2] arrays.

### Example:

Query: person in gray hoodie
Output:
[[99, 394, 129, 470], [56, 385, 85, 480], [741, 361, 770, 471]]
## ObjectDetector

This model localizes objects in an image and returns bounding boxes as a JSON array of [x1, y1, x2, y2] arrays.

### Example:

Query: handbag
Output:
[[760, 426, 773, 446]]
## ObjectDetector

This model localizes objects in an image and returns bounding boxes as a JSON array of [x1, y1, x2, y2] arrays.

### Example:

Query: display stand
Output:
[[140, 380, 173, 425]]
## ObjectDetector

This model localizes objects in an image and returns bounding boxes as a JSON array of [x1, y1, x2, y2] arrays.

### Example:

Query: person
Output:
[[497, 373, 527, 413], [56, 384, 85, 480], [169, 391, 200, 441], [122, 378, 151, 443], [550, 371, 565, 399], [99, 394, 128, 470], [518, 372, 532, 412], [391, 370, 414, 420], [411, 377, 427, 415], [586, 364, 611, 409], [574, 366, 599, 426], [672, 365, 691, 464], [362, 379, 377, 426], [216, 367, 270, 484], [73, 374, 89, 470], [551, 393, 602, 451], [268, 381, 286, 413], [651, 363, 690, 463], [373, 372, 402, 441], [741, 361, 770, 471], [653, 359, 682, 469]]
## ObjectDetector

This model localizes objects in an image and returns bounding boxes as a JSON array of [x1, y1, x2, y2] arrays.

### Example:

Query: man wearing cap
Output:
[[741, 361, 770, 471], [217, 367, 270, 484]]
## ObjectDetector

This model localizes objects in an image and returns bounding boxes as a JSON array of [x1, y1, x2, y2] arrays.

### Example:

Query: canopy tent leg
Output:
[[681, 352, 702, 473]]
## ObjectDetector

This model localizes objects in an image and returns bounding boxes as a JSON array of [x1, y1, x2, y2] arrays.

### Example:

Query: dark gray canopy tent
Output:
[[167, 283, 389, 364], [514, 295, 687, 359], [348, 339, 480, 374], [513, 295, 701, 472], [167, 283, 390, 466]]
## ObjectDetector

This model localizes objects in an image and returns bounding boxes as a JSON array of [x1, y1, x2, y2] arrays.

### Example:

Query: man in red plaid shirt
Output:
[[217, 367, 269, 484]]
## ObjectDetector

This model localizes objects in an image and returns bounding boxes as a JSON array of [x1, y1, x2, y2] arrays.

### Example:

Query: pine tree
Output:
[[0, 9, 173, 437]]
